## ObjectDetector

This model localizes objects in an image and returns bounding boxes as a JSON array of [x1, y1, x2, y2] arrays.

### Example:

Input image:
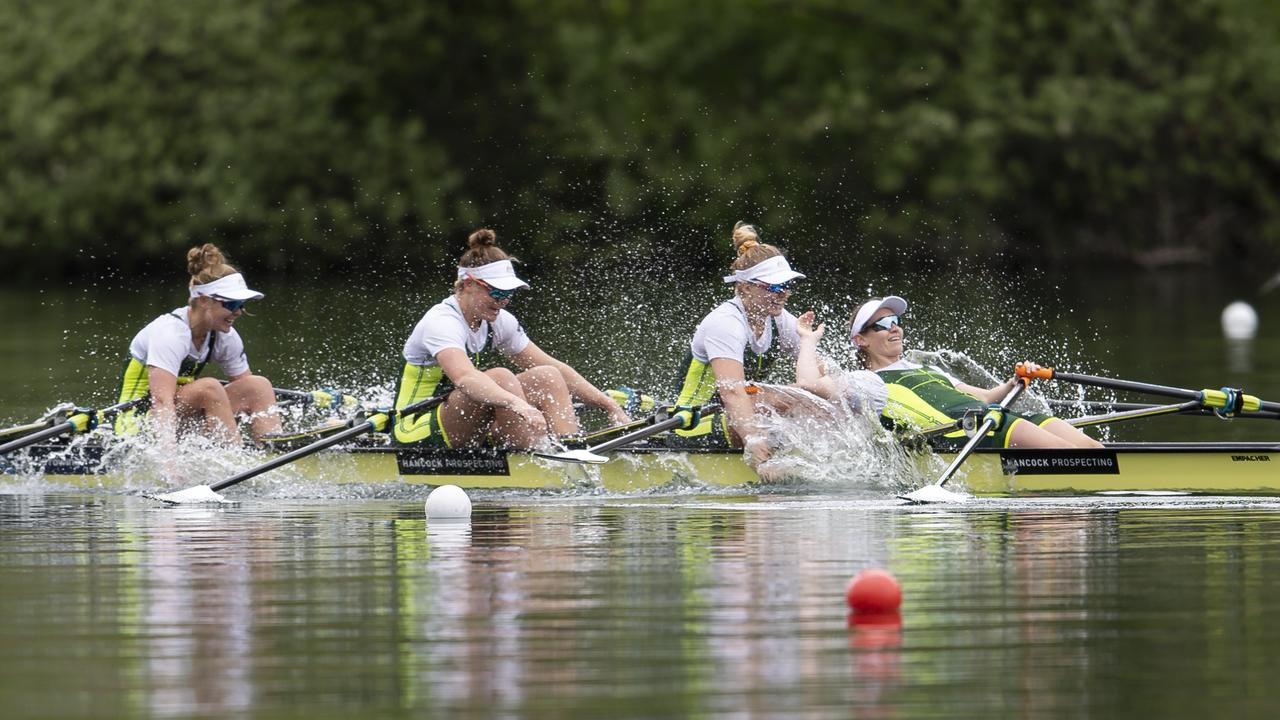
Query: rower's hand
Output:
[[513, 401, 548, 435], [1011, 360, 1044, 386], [606, 405, 632, 427], [743, 435, 771, 468], [796, 311, 825, 342], [673, 405, 701, 430]]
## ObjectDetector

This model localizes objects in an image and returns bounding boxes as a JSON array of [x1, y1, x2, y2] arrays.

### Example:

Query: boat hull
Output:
[[3, 440, 1278, 495]]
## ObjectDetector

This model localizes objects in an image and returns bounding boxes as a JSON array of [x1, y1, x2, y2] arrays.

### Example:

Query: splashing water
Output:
[[751, 383, 920, 493]]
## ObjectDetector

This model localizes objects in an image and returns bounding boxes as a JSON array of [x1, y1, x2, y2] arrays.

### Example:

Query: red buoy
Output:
[[845, 569, 902, 613]]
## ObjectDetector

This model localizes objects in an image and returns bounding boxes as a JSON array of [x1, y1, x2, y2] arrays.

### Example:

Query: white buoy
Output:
[[425, 484, 472, 519], [1221, 301, 1258, 339]]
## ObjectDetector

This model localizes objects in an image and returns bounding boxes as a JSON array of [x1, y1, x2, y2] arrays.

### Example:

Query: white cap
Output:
[[457, 259, 530, 291], [850, 296, 908, 343], [722, 255, 806, 285], [189, 273, 264, 301]]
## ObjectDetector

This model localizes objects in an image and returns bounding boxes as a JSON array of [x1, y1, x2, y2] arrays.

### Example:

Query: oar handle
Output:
[[1015, 363, 1054, 382]]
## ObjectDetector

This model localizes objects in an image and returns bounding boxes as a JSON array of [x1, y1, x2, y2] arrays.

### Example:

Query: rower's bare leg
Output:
[[440, 368, 547, 449], [176, 378, 240, 446], [1007, 419, 1099, 449], [225, 375, 281, 440], [438, 385, 497, 447], [517, 365, 578, 437], [1039, 418, 1104, 448]]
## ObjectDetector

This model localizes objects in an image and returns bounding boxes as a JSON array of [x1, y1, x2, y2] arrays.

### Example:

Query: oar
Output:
[[900, 368, 1030, 504], [149, 395, 447, 504], [0, 403, 77, 441], [534, 404, 721, 464], [0, 398, 147, 456], [1066, 400, 1212, 428], [1046, 398, 1280, 422], [272, 387, 360, 409], [0, 420, 55, 441], [1023, 367, 1280, 416]]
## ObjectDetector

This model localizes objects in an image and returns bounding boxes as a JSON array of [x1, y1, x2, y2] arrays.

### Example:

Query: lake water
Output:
[[4, 265, 1280, 717], [5, 493, 1280, 718]]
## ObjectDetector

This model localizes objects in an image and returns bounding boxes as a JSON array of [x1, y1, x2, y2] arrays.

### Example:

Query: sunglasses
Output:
[[476, 279, 517, 301], [216, 298, 249, 312], [754, 281, 795, 294], [863, 314, 901, 332]]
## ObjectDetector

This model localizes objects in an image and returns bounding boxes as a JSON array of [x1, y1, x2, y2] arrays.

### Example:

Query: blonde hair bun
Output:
[[186, 243, 227, 278], [731, 221, 760, 256]]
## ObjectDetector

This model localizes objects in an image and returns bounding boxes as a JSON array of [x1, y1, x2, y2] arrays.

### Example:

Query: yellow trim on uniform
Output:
[[114, 358, 150, 435], [884, 384, 960, 435], [675, 357, 719, 408], [393, 363, 451, 446], [672, 357, 732, 442]]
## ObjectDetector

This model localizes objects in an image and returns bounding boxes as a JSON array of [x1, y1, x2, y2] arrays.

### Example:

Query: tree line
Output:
[[3, 0, 1279, 281]]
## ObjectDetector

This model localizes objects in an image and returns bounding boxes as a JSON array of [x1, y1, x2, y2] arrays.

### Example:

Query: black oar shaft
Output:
[[206, 395, 443, 492], [0, 420, 76, 454], [588, 414, 688, 455], [210, 417, 379, 492], [1050, 370, 1280, 414], [1050, 371, 1203, 401]]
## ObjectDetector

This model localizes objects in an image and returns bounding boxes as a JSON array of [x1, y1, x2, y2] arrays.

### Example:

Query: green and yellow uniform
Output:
[[877, 360, 1053, 449], [114, 307, 249, 434], [666, 298, 800, 447], [394, 296, 530, 446]]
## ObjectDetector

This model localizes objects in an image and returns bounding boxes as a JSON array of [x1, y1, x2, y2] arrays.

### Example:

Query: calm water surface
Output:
[[4, 266, 1280, 717], [4, 492, 1280, 719]]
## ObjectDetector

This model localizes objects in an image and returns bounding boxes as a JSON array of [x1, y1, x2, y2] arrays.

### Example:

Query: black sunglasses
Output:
[[217, 298, 249, 312]]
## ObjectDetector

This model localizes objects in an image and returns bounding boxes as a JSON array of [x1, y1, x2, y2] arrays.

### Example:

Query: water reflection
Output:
[[1225, 337, 1254, 374], [5, 495, 1280, 717]]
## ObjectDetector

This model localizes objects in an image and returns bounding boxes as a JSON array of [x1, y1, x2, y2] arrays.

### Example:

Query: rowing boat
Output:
[[3, 436, 1278, 496]]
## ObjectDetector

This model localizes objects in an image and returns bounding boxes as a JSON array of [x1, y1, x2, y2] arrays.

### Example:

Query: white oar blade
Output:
[[533, 448, 610, 465], [146, 485, 228, 505], [899, 484, 970, 505]]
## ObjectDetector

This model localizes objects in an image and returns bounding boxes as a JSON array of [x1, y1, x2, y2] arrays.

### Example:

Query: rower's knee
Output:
[[181, 378, 230, 408], [484, 367, 524, 395], [520, 365, 569, 395]]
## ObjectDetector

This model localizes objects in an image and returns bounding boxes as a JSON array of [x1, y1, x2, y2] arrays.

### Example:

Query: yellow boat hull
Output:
[[4, 442, 1279, 495]]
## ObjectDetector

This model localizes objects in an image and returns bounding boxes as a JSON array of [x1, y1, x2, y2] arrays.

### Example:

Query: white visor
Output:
[[722, 255, 806, 285], [850, 296, 908, 343], [457, 259, 530, 291], [189, 273, 264, 301]]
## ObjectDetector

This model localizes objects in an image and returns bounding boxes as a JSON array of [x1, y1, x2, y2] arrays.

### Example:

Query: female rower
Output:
[[115, 243, 279, 446], [668, 221, 826, 467], [393, 228, 630, 449], [796, 296, 1101, 449]]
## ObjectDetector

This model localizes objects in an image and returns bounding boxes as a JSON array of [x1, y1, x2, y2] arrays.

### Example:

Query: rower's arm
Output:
[[436, 348, 538, 415], [709, 357, 770, 467], [958, 378, 1018, 404], [512, 342, 630, 424], [146, 366, 181, 479], [795, 312, 839, 401]]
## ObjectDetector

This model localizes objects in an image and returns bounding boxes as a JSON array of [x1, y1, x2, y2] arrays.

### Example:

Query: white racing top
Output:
[[690, 298, 800, 365], [129, 307, 249, 377], [403, 296, 530, 366]]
